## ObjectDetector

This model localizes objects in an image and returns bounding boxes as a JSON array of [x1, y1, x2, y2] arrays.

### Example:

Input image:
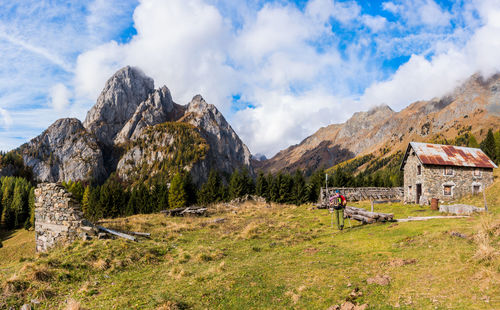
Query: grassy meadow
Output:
[[1, 175, 499, 309]]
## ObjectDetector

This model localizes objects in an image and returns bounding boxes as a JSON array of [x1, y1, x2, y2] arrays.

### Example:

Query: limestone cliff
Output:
[[18, 118, 106, 182]]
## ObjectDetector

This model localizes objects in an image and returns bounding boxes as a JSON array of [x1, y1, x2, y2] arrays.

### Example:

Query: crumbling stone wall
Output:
[[320, 187, 403, 205], [34, 183, 96, 252]]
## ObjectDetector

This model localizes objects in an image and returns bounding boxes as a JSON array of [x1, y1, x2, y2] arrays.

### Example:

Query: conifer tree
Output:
[[278, 173, 293, 204], [255, 171, 268, 198], [467, 134, 480, 148], [480, 129, 496, 161], [495, 130, 500, 164], [169, 172, 187, 209], [82, 186, 90, 217], [198, 169, 223, 205], [183, 172, 197, 206], [229, 169, 245, 199], [292, 170, 306, 205]]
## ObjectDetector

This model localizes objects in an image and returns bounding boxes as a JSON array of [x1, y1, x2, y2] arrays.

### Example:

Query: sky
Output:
[[1, 0, 500, 157]]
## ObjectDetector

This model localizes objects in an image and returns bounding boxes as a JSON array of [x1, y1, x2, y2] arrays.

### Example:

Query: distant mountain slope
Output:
[[257, 73, 500, 174], [17, 66, 252, 184]]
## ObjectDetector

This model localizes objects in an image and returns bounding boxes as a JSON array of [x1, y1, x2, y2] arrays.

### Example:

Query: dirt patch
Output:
[[388, 258, 417, 267], [366, 275, 391, 286], [303, 248, 319, 255]]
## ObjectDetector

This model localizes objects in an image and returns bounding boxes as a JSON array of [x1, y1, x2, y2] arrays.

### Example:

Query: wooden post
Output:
[[371, 199, 374, 212], [483, 189, 488, 213]]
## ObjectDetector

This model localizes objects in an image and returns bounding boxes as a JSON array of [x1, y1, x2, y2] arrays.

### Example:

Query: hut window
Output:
[[417, 165, 421, 175], [408, 185, 412, 195], [443, 185, 452, 196], [473, 169, 481, 177], [473, 185, 481, 194], [444, 166, 453, 176]]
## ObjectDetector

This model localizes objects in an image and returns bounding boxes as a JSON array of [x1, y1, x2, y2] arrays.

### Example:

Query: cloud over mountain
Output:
[[2, 0, 500, 158]]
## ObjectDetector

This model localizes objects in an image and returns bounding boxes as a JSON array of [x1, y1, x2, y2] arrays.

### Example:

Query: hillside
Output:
[[257, 73, 500, 175], [1, 170, 499, 309]]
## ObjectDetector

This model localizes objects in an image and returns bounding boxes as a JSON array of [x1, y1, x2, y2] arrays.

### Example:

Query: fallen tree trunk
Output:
[[96, 225, 137, 241], [161, 206, 207, 217], [127, 231, 151, 237], [396, 216, 469, 222], [344, 206, 394, 224]]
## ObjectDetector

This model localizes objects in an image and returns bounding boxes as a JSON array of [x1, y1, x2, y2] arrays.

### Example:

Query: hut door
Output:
[[416, 184, 422, 204]]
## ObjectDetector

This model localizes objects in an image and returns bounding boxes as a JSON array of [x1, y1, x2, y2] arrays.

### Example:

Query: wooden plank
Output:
[[96, 225, 137, 241]]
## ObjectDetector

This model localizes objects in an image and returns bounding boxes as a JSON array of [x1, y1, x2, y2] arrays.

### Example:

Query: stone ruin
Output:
[[34, 183, 97, 252], [320, 187, 404, 206]]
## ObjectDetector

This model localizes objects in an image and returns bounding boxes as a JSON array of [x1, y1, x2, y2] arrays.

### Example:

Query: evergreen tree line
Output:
[[0, 176, 34, 230], [66, 173, 196, 221], [479, 128, 500, 165]]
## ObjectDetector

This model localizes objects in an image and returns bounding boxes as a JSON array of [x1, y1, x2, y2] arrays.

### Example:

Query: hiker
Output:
[[329, 190, 347, 230]]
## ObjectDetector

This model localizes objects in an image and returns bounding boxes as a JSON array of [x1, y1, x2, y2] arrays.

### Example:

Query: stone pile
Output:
[[34, 183, 97, 252], [439, 204, 485, 215]]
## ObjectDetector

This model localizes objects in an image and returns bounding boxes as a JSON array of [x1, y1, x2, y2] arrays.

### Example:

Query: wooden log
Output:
[[96, 226, 137, 241], [127, 231, 151, 237], [344, 206, 394, 223]]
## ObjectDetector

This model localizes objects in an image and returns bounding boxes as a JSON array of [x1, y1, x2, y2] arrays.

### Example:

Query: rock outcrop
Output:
[[116, 122, 208, 184], [181, 95, 252, 175], [83, 66, 154, 146], [115, 86, 185, 144], [116, 95, 253, 184], [18, 118, 105, 182]]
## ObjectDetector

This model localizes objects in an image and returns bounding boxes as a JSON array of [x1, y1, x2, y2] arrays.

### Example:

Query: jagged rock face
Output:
[[260, 73, 500, 174], [115, 86, 185, 144], [83, 66, 154, 146], [18, 118, 105, 182], [181, 95, 253, 176]]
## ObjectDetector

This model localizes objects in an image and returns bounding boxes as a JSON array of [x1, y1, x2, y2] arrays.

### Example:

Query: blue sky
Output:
[[1, 0, 500, 156]]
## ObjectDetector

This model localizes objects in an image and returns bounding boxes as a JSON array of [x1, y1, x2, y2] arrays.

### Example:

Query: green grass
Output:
[[1, 199, 499, 309]]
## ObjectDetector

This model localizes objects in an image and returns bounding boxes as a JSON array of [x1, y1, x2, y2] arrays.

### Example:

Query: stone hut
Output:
[[400, 142, 497, 204], [34, 183, 96, 252]]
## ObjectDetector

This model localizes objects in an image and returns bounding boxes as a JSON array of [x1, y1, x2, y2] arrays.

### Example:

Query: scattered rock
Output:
[[20, 304, 32, 310], [230, 195, 266, 204], [439, 204, 485, 215], [367, 275, 391, 286], [449, 231, 467, 239], [329, 301, 367, 310]]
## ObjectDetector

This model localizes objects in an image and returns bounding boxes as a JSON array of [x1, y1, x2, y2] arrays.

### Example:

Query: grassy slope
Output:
[[1, 173, 499, 309]]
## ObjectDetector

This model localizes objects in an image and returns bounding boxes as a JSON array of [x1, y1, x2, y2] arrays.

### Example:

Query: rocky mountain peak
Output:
[[83, 66, 155, 146], [115, 85, 185, 144]]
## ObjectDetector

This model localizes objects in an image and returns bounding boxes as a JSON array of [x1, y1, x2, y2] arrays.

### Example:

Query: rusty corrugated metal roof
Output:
[[409, 142, 498, 169]]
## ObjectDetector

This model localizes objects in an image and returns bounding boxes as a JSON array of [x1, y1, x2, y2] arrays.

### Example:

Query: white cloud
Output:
[[361, 0, 500, 109], [382, 0, 451, 27], [0, 108, 13, 129], [49, 83, 72, 111]]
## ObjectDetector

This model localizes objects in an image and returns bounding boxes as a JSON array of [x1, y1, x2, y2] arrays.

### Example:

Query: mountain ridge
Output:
[[256, 73, 500, 174]]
